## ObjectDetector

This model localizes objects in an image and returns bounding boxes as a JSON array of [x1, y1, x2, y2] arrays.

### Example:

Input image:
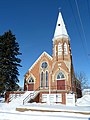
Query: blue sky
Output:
[[0, 0, 90, 87]]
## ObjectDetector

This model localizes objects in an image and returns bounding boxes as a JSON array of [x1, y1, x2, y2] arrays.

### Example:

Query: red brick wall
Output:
[[25, 54, 52, 91]]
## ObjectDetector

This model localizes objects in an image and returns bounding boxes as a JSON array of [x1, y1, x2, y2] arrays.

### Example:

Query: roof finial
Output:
[[58, 7, 61, 12]]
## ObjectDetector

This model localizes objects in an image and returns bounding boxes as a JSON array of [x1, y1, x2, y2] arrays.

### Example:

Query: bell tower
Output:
[[52, 12, 71, 62], [52, 12, 73, 92]]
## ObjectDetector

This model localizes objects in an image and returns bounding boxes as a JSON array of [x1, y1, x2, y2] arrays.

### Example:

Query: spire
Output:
[[53, 12, 68, 40]]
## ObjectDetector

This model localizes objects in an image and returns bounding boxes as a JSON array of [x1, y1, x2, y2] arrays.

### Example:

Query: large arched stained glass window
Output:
[[57, 72, 65, 80], [40, 72, 43, 87], [46, 71, 48, 87]]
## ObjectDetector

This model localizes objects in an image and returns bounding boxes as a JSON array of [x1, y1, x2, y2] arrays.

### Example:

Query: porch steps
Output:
[[23, 91, 40, 104], [9, 91, 40, 106]]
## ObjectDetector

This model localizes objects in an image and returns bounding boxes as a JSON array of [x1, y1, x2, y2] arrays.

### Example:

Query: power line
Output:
[[86, 0, 90, 26], [69, 0, 86, 59], [69, 0, 86, 53], [68, 0, 90, 71], [75, 0, 89, 56]]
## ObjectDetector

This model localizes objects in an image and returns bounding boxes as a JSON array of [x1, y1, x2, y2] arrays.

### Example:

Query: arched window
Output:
[[40, 72, 43, 87], [57, 72, 65, 80], [28, 77, 34, 83], [64, 43, 68, 55], [46, 71, 48, 87], [58, 43, 62, 55], [40, 61, 48, 88]]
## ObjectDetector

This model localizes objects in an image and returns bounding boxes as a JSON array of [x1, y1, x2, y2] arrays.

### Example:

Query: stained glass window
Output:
[[40, 72, 43, 87], [57, 72, 65, 79], [41, 62, 48, 68], [46, 71, 48, 87], [28, 77, 34, 83]]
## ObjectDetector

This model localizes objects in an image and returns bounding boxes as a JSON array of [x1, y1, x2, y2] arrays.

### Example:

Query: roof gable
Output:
[[29, 51, 52, 71]]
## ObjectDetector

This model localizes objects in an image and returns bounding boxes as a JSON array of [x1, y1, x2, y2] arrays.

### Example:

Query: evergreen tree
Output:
[[0, 30, 22, 92]]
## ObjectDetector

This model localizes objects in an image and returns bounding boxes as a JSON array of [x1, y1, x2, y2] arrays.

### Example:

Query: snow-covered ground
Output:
[[76, 95, 90, 106], [0, 95, 90, 120]]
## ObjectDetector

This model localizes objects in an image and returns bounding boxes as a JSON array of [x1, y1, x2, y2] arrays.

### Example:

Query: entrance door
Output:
[[28, 83, 34, 91], [57, 80, 65, 90]]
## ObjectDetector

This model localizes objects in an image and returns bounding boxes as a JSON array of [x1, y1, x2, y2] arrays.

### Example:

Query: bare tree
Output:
[[75, 72, 88, 90]]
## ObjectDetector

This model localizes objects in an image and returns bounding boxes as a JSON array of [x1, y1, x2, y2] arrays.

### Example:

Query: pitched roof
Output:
[[53, 12, 68, 40], [28, 51, 52, 71]]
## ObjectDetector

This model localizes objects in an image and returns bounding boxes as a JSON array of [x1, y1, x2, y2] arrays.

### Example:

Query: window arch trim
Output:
[[28, 76, 34, 84], [56, 71, 66, 80], [58, 42, 62, 55], [41, 61, 48, 69], [64, 42, 68, 55]]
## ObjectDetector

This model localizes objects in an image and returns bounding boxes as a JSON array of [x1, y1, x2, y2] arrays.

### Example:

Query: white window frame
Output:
[[58, 43, 62, 55], [64, 43, 68, 55], [56, 71, 65, 80]]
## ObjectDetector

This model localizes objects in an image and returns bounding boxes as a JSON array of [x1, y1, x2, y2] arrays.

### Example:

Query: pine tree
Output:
[[0, 30, 22, 92]]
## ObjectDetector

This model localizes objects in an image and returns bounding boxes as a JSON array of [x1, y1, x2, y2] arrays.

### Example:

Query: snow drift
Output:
[[76, 95, 90, 106]]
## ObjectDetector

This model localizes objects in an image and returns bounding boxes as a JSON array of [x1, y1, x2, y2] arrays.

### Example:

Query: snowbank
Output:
[[0, 97, 5, 103], [0, 99, 90, 120], [76, 95, 90, 106], [0, 91, 33, 110], [9, 91, 33, 108], [0, 102, 90, 120]]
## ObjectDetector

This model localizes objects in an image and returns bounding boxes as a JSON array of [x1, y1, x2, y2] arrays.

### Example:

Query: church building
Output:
[[24, 12, 82, 104]]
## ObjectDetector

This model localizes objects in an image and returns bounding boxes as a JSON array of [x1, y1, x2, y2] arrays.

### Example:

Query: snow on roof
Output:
[[53, 12, 68, 40]]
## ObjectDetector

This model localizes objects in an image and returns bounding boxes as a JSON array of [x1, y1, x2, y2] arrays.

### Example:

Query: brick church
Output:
[[24, 12, 82, 104]]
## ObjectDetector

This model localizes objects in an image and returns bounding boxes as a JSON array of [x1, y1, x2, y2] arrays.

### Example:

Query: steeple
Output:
[[52, 12, 71, 62], [53, 12, 68, 40]]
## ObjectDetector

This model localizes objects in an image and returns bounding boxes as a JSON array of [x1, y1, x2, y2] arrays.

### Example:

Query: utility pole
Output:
[[48, 70, 52, 104]]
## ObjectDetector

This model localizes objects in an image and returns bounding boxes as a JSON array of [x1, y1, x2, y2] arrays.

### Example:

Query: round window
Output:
[[41, 62, 48, 68]]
